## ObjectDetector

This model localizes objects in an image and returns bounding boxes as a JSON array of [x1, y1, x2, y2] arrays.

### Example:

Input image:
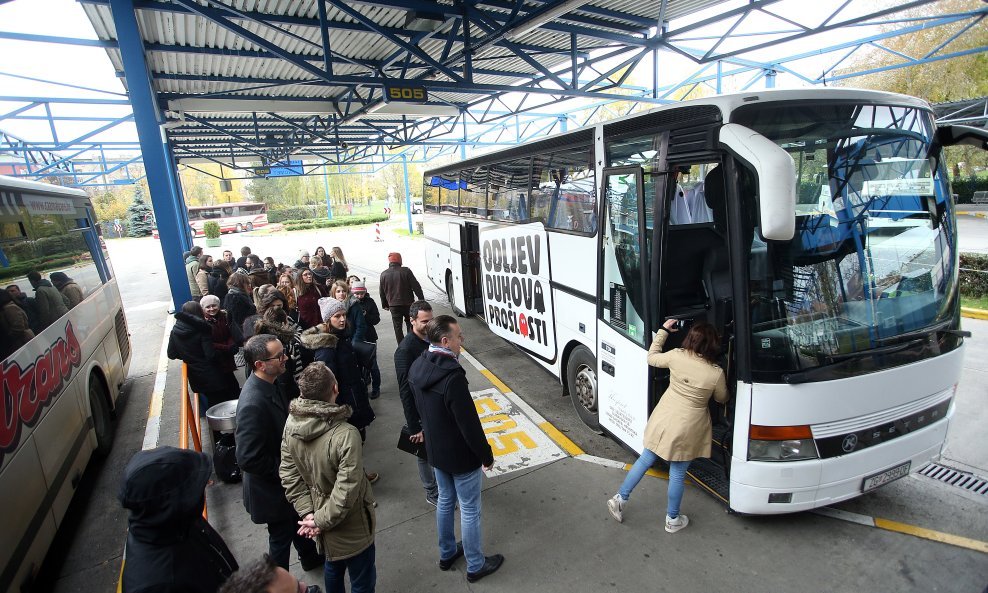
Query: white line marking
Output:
[[811, 506, 877, 527], [575, 454, 627, 469], [142, 315, 175, 450]]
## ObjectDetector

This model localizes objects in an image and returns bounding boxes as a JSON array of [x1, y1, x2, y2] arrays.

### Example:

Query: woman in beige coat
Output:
[[607, 319, 727, 533]]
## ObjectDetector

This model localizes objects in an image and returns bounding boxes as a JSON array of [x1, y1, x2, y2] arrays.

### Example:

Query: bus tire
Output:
[[89, 376, 114, 457], [235, 223, 243, 233], [246, 222, 254, 231], [567, 346, 602, 433]]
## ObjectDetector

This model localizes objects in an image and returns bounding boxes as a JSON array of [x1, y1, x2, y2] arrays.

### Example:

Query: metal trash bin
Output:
[[205, 400, 241, 483]]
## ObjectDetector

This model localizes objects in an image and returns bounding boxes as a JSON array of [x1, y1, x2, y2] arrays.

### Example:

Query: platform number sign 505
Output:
[[475, 396, 537, 456], [387, 87, 427, 102]]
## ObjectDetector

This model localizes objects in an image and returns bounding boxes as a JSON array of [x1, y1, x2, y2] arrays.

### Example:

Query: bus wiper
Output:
[[782, 338, 926, 385], [875, 319, 952, 345]]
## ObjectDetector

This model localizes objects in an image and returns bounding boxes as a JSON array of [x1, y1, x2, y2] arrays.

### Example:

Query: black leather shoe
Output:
[[300, 554, 323, 572], [466, 554, 504, 583], [438, 542, 463, 571]]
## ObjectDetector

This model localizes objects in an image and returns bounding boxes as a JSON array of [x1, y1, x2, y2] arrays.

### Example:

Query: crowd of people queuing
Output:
[[123, 240, 726, 593]]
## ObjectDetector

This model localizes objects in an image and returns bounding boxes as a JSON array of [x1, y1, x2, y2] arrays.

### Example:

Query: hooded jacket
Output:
[[33, 279, 68, 329], [408, 351, 493, 474], [280, 398, 376, 561], [299, 327, 374, 430], [50, 273, 83, 309], [166, 312, 229, 393], [118, 447, 238, 593], [354, 295, 380, 343], [223, 287, 256, 333], [394, 331, 429, 434]]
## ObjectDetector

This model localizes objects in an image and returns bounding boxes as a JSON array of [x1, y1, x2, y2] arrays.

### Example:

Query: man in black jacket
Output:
[[408, 315, 503, 583], [235, 334, 321, 573], [118, 447, 238, 593], [394, 301, 438, 505]]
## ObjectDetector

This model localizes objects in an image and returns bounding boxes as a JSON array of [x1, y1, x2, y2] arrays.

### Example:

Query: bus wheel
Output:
[[89, 377, 114, 457], [236, 223, 244, 233], [246, 222, 254, 231], [567, 346, 602, 433]]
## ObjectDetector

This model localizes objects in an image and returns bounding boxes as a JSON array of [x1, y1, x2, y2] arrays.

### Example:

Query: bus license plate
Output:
[[861, 461, 911, 493]]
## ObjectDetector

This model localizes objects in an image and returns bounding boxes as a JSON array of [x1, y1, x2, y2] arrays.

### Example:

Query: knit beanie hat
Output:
[[299, 249, 310, 258], [351, 280, 366, 293], [319, 297, 347, 321], [388, 252, 402, 264]]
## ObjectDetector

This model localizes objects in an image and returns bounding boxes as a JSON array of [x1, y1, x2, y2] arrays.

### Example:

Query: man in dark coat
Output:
[[394, 300, 437, 505], [378, 252, 424, 343], [27, 270, 68, 330], [118, 446, 238, 593], [408, 315, 503, 583], [5, 284, 41, 335], [235, 334, 322, 572], [167, 302, 238, 409]]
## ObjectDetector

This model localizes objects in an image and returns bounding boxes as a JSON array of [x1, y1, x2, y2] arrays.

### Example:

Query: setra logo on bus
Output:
[[0, 321, 83, 464]]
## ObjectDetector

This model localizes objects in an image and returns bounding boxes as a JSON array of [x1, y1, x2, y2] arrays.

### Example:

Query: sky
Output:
[[0, 0, 971, 164]]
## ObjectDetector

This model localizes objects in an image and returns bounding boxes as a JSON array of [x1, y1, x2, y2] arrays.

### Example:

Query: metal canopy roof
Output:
[[1, 0, 979, 182]]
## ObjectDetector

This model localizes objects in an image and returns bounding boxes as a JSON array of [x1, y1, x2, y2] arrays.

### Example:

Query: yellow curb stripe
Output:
[[480, 369, 512, 395], [873, 517, 988, 554], [961, 307, 988, 320], [539, 421, 585, 456], [622, 463, 669, 480]]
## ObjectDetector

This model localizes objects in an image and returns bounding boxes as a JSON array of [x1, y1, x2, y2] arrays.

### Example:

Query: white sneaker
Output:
[[665, 514, 689, 533], [607, 494, 625, 523]]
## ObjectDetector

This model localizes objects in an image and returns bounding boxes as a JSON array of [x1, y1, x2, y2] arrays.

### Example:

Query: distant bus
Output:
[[188, 202, 268, 236], [0, 176, 131, 591]]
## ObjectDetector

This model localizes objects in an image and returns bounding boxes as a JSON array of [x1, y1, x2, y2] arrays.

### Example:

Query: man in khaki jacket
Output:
[[281, 362, 376, 593]]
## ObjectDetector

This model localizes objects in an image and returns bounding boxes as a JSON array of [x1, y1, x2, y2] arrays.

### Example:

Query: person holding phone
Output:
[[605, 318, 728, 533]]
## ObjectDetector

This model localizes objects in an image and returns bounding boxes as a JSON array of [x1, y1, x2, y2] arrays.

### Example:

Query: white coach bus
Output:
[[0, 176, 131, 591], [421, 88, 987, 514]]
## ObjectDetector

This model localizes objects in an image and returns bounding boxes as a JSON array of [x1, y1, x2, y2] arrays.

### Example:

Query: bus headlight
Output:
[[748, 438, 819, 461], [748, 424, 819, 461]]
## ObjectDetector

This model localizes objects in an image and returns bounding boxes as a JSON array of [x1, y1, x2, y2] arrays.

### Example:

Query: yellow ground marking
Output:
[[873, 517, 988, 554], [540, 421, 585, 456]]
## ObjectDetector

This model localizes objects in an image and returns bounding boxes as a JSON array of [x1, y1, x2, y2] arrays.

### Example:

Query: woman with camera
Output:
[[606, 318, 727, 533]]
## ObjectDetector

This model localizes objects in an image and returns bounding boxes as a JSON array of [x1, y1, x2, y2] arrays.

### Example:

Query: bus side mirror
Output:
[[936, 125, 988, 149], [718, 123, 796, 241]]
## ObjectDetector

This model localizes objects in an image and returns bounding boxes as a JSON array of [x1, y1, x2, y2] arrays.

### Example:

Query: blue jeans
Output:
[[618, 449, 692, 519], [324, 543, 376, 593], [434, 466, 484, 572]]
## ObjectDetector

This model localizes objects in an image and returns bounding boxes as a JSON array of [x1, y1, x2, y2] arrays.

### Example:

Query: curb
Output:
[[958, 211, 988, 219], [961, 307, 988, 320]]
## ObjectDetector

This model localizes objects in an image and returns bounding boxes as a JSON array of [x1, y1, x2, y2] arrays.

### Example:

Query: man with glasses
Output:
[[236, 334, 322, 575]]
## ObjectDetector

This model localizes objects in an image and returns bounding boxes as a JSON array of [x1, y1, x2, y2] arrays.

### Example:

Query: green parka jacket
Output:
[[280, 398, 376, 561]]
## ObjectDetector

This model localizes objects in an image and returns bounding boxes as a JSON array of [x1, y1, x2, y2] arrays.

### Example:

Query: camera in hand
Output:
[[675, 318, 692, 330]]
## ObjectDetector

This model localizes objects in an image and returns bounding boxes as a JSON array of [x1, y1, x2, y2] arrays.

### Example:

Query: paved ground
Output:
[[38, 218, 988, 593]]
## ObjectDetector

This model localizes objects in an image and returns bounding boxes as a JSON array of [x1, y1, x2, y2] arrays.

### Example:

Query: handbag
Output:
[[397, 425, 428, 460], [351, 340, 377, 370]]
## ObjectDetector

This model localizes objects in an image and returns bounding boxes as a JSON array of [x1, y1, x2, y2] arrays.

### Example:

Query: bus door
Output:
[[447, 222, 468, 315], [654, 160, 737, 504], [595, 166, 655, 450], [461, 222, 483, 315]]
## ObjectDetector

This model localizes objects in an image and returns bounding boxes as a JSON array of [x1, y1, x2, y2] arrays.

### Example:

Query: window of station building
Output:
[[530, 146, 597, 233], [489, 158, 531, 222], [437, 173, 459, 213], [459, 166, 488, 217], [424, 178, 440, 212]]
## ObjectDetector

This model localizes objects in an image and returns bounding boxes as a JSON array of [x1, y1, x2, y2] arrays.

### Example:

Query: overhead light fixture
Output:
[[505, 0, 590, 41], [404, 10, 444, 32]]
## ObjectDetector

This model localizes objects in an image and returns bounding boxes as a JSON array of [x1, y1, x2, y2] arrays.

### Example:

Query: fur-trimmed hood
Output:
[[299, 326, 339, 350], [286, 398, 352, 442], [253, 317, 297, 344]]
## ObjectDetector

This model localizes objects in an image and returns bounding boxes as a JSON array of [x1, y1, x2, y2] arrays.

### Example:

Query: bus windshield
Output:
[[732, 102, 958, 380]]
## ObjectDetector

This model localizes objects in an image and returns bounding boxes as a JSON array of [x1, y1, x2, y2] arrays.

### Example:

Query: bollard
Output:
[[375, 222, 383, 242]]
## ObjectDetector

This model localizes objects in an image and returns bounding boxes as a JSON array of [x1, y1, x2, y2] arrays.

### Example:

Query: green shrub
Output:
[[951, 175, 988, 204], [959, 252, 988, 297], [268, 205, 327, 223], [203, 221, 221, 239], [283, 213, 388, 231]]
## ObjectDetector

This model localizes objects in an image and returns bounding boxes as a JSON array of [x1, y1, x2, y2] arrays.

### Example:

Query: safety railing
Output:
[[178, 363, 207, 519]]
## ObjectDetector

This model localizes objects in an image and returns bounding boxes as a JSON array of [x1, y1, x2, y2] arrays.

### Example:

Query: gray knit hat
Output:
[[319, 297, 347, 321]]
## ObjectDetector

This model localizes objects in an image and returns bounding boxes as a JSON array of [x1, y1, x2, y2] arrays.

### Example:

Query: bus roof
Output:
[[0, 175, 88, 198], [423, 87, 932, 178], [188, 202, 264, 209]]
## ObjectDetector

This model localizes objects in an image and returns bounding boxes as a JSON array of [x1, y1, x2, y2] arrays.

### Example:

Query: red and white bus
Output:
[[188, 202, 268, 236], [0, 176, 131, 591]]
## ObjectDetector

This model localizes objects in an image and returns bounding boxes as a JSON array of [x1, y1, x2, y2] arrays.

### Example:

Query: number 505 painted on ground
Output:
[[475, 396, 537, 457]]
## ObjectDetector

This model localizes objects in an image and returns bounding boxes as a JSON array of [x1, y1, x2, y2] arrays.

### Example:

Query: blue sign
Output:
[[268, 160, 304, 177]]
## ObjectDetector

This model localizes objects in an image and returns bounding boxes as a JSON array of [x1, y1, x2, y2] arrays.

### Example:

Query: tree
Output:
[[126, 185, 155, 237]]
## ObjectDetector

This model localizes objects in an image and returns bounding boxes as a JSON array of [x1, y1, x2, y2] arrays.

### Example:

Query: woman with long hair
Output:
[[276, 271, 298, 322], [606, 319, 727, 533], [168, 300, 240, 409], [295, 268, 327, 330], [195, 254, 213, 298], [314, 246, 332, 268], [329, 246, 348, 282], [223, 271, 256, 333]]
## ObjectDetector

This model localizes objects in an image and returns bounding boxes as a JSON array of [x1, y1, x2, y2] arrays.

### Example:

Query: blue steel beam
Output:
[[108, 0, 192, 309], [0, 31, 116, 48]]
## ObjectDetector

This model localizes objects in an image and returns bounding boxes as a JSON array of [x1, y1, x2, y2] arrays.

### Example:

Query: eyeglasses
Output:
[[261, 350, 288, 361]]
